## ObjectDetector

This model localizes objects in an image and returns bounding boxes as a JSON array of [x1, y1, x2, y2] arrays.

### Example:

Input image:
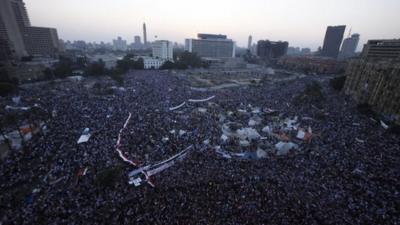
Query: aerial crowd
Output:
[[0, 70, 399, 224]]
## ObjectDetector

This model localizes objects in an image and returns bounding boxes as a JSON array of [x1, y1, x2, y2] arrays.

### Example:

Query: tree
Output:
[[54, 56, 73, 78], [133, 58, 144, 70], [76, 56, 88, 69], [116, 58, 132, 73], [242, 50, 257, 64], [86, 59, 105, 76], [43, 68, 52, 80], [160, 61, 175, 70], [177, 51, 202, 68]]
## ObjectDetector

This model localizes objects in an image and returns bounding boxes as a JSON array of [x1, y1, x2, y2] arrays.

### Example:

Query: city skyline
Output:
[[26, 0, 400, 51]]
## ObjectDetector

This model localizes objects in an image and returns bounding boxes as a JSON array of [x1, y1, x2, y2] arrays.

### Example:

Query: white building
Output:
[[140, 57, 166, 69], [152, 40, 173, 60], [113, 36, 127, 51], [89, 54, 121, 69], [185, 34, 235, 58]]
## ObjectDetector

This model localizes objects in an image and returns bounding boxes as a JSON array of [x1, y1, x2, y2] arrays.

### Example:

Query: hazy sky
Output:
[[26, 0, 400, 50]]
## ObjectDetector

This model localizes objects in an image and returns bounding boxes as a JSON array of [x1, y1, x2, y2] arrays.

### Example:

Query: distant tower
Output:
[[143, 23, 147, 46], [248, 35, 252, 50], [339, 33, 360, 60], [321, 25, 346, 59]]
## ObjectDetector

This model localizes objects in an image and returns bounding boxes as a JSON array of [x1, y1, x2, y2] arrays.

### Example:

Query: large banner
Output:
[[188, 96, 215, 103]]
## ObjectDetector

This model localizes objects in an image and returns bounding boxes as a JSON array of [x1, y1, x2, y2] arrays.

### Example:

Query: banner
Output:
[[115, 113, 138, 166], [188, 96, 215, 103], [77, 128, 91, 144], [169, 102, 186, 111]]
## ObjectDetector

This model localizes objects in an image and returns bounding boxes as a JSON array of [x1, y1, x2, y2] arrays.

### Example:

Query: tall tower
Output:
[[143, 23, 147, 46], [339, 33, 360, 59], [248, 35, 252, 50], [321, 25, 346, 59]]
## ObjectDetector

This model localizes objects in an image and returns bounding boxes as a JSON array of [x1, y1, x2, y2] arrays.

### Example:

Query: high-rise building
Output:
[[113, 37, 127, 51], [152, 40, 173, 60], [321, 25, 346, 59], [248, 35, 252, 50], [10, 0, 31, 28], [134, 36, 141, 45], [287, 47, 301, 56], [361, 39, 400, 59], [23, 26, 61, 56], [0, 0, 61, 59], [0, 0, 28, 59], [257, 40, 289, 59], [185, 34, 235, 58], [132, 35, 142, 49], [339, 33, 360, 59], [143, 23, 148, 47]]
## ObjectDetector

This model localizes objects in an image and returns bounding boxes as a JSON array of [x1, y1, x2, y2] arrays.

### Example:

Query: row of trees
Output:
[[0, 67, 18, 96], [42, 55, 146, 85], [160, 51, 204, 70], [1, 51, 206, 96]]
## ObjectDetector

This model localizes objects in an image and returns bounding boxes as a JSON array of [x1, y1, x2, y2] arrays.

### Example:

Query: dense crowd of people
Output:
[[0, 70, 399, 224]]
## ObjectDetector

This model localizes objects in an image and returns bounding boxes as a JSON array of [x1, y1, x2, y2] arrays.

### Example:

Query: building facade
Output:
[[185, 34, 235, 58], [0, 0, 28, 59], [248, 35, 252, 50], [23, 26, 61, 57], [344, 59, 400, 123], [132, 35, 142, 49], [0, 0, 61, 59], [361, 39, 400, 59], [141, 57, 166, 69], [257, 40, 289, 60], [278, 56, 346, 74], [113, 37, 127, 51], [321, 25, 346, 59], [152, 40, 173, 60], [343, 39, 400, 124], [339, 33, 360, 60], [143, 23, 148, 47]]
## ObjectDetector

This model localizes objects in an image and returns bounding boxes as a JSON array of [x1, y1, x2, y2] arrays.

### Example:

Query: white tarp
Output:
[[266, 67, 275, 75], [237, 128, 261, 141], [188, 96, 215, 103], [128, 177, 143, 187], [240, 140, 250, 147], [198, 108, 207, 113], [221, 134, 229, 142], [262, 126, 273, 134], [77, 128, 91, 144], [256, 148, 267, 158], [5, 105, 31, 111], [380, 120, 389, 130], [169, 102, 186, 111], [284, 116, 299, 130], [179, 130, 187, 136], [275, 142, 299, 155], [12, 96, 21, 104], [248, 116, 262, 127], [296, 130, 306, 139]]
